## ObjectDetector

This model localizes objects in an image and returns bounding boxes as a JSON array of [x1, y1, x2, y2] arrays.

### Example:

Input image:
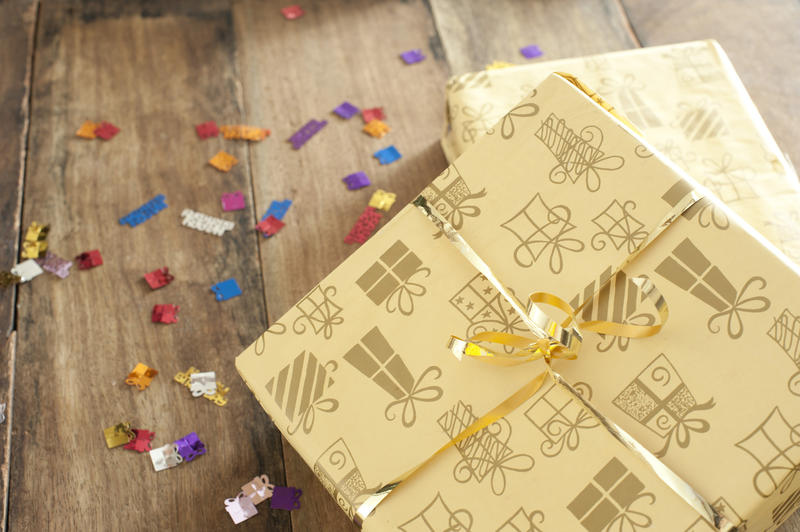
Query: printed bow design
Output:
[[384, 366, 444, 428], [497, 99, 540, 139], [540, 406, 600, 458], [288, 396, 340, 436], [707, 276, 770, 339], [460, 103, 494, 144], [653, 399, 716, 458], [385, 266, 431, 316], [606, 492, 656, 532]]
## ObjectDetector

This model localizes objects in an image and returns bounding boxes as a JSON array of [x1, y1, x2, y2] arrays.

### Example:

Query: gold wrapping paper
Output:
[[442, 40, 800, 264], [237, 73, 800, 531]]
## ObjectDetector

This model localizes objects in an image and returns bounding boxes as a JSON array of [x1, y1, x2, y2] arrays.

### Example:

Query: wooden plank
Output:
[[428, 0, 638, 74], [9, 2, 290, 530], [620, 0, 800, 178], [232, 0, 452, 529]]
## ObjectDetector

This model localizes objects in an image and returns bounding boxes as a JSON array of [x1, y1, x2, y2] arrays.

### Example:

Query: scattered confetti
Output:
[[94, 121, 120, 140], [373, 145, 402, 165], [362, 107, 385, 123], [204, 382, 230, 407], [123, 429, 155, 453], [288, 119, 327, 149], [152, 304, 180, 324], [259, 200, 293, 238], [125, 363, 158, 391], [281, 4, 304, 19], [400, 49, 425, 65], [363, 119, 390, 138], [189, 371, 217, 397], [333, 101, 359, 119], [11, 259, 44, 282], [520, 44, 543, 59], [220, 125, 270, 141], [242, 475, 275, 505], [344, 206, 383, 245], [104, 422, 135, 449], [195, 121, 219, 139], [75, 250, 103, 269], [0, 403, 6, 424], [368, 189, 397, 211], [174, 366, 199, 388], [211, 278, 242, 301], [181, 209, 235, 236], [144, 266, 174, 290], [485, 60, 515, 70], [21, 221, 48, 259], [209, 151, 239, 172], [119, 194, 168, 227], [0, 272, 20, 288], [270, 486, 302, 511], [150, 443, 184, 471], [174, 432, 206, 462], [226, 494, 258, 524], [342, 171, 370, 190], [36, 251, 72, 278], [221, 191, 246, 212], [76, 120, 98, 139], [255, 216, 285, 237]]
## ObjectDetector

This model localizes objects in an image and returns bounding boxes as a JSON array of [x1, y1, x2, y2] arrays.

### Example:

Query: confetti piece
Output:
[[342, 171, 370, 190], [0, 404, 6, 424], [174, 366, 199, 387], [400, 49, 425, 64], [195, 121, 219, 139], [119, 194, 168, 227], [25, 222, 49, 243], [368, 189, 397, 211], [220, 125, 270, 141], [0, 272, 21, 287], [204, 382, 230, 406], [255, 215, 285, 237], [259, 199, 292, 238], [270, 486, 302, 511], [21, 221, 49, 259], [520, 44, 543, 59], [76, 120, 98, 139], [75, 250, 103, 269], [150, 443, 184, 471], [344, 206, 383, 245], [123, 429, 155, 453], [181, 209, 235, 236], [11, 259, 44, 282], [104, 422, 135, 449], [94, 121, 120, 140], [125, 363, 158, 391], [242, 475, 275, 505], [190, 371, 217, 397], [485, 60, 515, 70], [363, 119, 390, 138], [281, 4, 304, 19], [373, 145, 402, 165], [209, 151, 239, 172], [221, 191, 246, 212], [226, 494, 259, 524], [211, 278, 242, 301], [36, 251, 72, 279], [361, 107, 385, 123], [333, 101, 359, 119], [151, 304, 179, 324], [144, 266, 174, 290], [174, 432, 206, 462], [288, 119, 327, 149]]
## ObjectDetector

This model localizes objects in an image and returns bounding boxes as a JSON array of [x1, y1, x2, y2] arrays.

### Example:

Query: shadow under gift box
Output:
[[236, 73, 800, 531]]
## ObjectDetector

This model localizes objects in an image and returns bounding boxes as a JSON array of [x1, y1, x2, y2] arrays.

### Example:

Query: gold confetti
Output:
[[209, 151, 238, 172]]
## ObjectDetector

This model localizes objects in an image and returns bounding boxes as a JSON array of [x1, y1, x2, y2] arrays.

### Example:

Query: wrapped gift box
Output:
[[442, 40, 800, 264], [237, 72, 800, 531]]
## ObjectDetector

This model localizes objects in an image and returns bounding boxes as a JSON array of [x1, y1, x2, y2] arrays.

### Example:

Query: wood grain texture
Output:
[[9, 2, 289, 530], [428, 0, 638, 74]]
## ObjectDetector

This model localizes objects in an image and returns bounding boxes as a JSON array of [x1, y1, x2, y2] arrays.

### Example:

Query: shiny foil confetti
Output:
[[94, 121, 120, 140], [123, 429, 155, 453], [221, 191, 246, 211], [119, 194, 168, 227], [11, 259, 44, 282], [21, 221, 49, 259], [203, 382, 230, 406], [281, 4, 304, 19], [150, 443, 184, 471], [36, 251, 72, 279], [144, 267, 173, 289], [255, 215, 285, 237], [400, 49, 425, 64], [259, 200, 292, 238], [174, 432, 206, 462], [342, 171, 370, 190], [125, 363, 158, 390], [226, 494, 258, 524], [74, 250, 103, 269], [181, 209, 235, 236], [211, 278, 242, 301], [288, 119, 327, 149], [373, 145, 401, 165], [0, 272, 21, 287], [269, 486, 302, 511], [189, 371, 217, 397], [195, 121, 219, 139], [151, 304, 179, 324], [368, 189, 397, 211], [333, 101, 359, 119], [104, 422, 135, 449], [520, 44, 543, 58], [209, 151, 239, 172], [242, 474, 275, 505], [485, 60, 515, 70], [361, 107, 384, 123], [363, 119, 390, 138], [220, 125, 270, 141], [76, 120, 98, 139], [344, 206, 383, 245]]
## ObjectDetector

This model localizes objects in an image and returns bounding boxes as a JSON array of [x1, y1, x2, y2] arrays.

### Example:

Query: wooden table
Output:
[[1, 0, 798, 530]]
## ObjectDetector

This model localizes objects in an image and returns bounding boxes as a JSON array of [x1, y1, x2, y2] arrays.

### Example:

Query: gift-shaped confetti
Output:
[[11, 259, 44, 283], [75, 120, 98, 139], [400, 49, 425, 64], [201, 382, 230, 406], [485, 60, 515, 70], [209, 151, 238, 172], [195, 121, 219, 139], [21, 222, 49, 259], [0, 272, 21, 287], [181, 209, 235, 236], [288, 119, 326, 150], [123, 429, 155, 453], [259, 200, 292, 238], [125, 363, 158, 390], [119, 194, 168, 227], [36, 252, 72, 279], [270, 486, 302, 511], [150, 443, 184, 471], [221, 191, 246, 211], [220, 125, 270, 141], [363, 120, 390, 138], [75, 250, 103, 269], [225, 493, 259, 524], [344, 206, 383, 245], [361, 107, 384, 123], [520, 44, 543, 59], [242, 474, 274, 505], [151, 304, 179, 324], [174, 432, 206, 462], [368, 189, 396, 211], [281, 4, 304, 19], [255, 215, 285, 237], [94, 121, 120, 140], [174, 366, 199, 388], [189, 371, 217, 397], [333, 101, 359, 119], [373, 145, 401, 165], [144, 267, 173, 290], [211, 278, 242, 301], [342, 171, 370, 190], [104, 422, 135, 449]]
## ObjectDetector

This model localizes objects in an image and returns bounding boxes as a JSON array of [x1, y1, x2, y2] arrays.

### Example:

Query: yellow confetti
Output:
[[368, 189, 397, 211], [485, 60, 515, 70], [363, 120, 391, 139]]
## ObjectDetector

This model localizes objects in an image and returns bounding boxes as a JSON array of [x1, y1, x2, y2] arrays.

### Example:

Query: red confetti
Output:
[[344, 206, 383, 244], [281, 5, 304, 19], [152, 304, 179, 324], [362, 107, 385, 123], [144, 267, 174, 290], [75, 250, 103, 269], [195, 121, 219, 139], [255, 215, 286, 237], [94, 121, 120, 140], [123, 429, 155, 453]]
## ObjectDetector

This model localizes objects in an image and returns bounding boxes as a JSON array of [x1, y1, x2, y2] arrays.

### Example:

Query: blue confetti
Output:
[[211, 278, 242, 302], [373, 146, 402, 165]]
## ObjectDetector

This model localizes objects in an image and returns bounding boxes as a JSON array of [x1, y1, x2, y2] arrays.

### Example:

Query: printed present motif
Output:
[[355, 240, 430, 315], [292, 284, 344, 339], [446, 70, 490, 93], [567, 457, 655, 532], [590, 199, 647, 254], [766, 308, 800, 396], [599, 74, 662, 128], [496, 508, 546, 532], [343, 326, 442, 428], [702, 153, 758, 204], [736, 407, 800, 498], [420, 165, 486, 239], [655, 238, 770, 339], [766, 211, 800, 263], [460, 103, 494, 144], [438, 401, 534, 496], [265, 351, 338, 435], [613, 354, 714, 457], [661, 179, 728, 231], [772, 489, 800, 527], [675, 99, 728, 141], [399, 492, 474, 532], [524, 382, 598, 457], [313, 438, 376, 519], [535, 112, 624, 192], [663, 44, 724, 86], [501, 193, 584, 274], [683, 497, 744, 531]]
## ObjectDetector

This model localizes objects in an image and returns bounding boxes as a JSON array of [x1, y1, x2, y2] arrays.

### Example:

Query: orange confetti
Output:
[[76, 120, 98, 139], [209, 151, 239, 172], [220, 125, 270, 141], [363, 120, 390, 138]]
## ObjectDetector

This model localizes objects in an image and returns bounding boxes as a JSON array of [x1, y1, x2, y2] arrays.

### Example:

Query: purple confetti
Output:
[[36, 251, 72, 279], [400, 49, 425, 65], [270, 486, 302, 511], [520, 44, 543, 59], [342, 171, 370, 190], [288, 119, 327, 149], [174, 432, 206, 462], [333, 101, 359, 119]]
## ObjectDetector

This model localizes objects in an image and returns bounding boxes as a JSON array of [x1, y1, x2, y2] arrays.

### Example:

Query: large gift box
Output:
[[442, 40, 800, 264], [237, 72, 800, 531]]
